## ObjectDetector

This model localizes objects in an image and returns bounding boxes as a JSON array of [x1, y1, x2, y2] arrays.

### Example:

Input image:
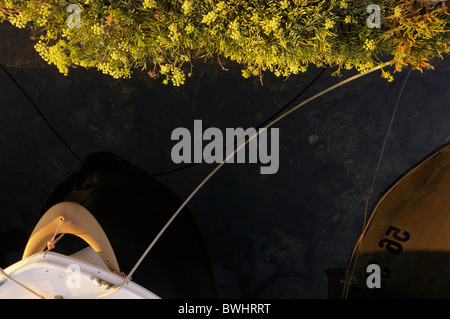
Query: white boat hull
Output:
[[0, 251, 159, 299]]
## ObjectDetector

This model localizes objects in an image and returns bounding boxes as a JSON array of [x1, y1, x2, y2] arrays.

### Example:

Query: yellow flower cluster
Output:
[[35, 40, 70, 75], [394, 6, 402, 19], [201, 1, 227, 26], [160, 64, 186, 86], [8, 12, 29, 28], [168, 23, 181, 42], [160, 64, 170, 74], [185, 24, 195, 34], [74, 58, 95, 68], [381, 70, 394, 82], [263, 16, 281, 35], [363, 39, 376, 51], [3, 0, 14, 9], [35, 5, 51, 27], [324, 18, 335, 29], [216, 1, 227, 12], [241, 69, 252, 78], [280, 0, 289, 10], [181, 0, 193, 15], [201, 10, 217, 25], [355, 60, 375, 73], [34, 40, 48, 57], [109, 49, 121, 60], [117, 41, 132, 52], [143, 0, 157, 9], [61, 27, 75, 40], [229, 19, 241, 41], [91, 23, 104, 35], [48, 42, 70, 75], [250, 12, 259, 23], [96, 61, 131, 79], [171, 66, 185, 86]]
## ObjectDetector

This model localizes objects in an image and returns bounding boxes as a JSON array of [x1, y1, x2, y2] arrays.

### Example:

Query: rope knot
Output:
[[45, 217, 65, 252], [46, 240, 56, 251]]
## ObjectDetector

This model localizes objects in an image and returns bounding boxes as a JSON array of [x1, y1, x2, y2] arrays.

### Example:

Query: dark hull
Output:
[[346, 142, 450, 298]]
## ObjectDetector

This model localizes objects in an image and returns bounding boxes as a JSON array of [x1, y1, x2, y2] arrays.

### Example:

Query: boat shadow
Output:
[[37, 151, 218, 298]]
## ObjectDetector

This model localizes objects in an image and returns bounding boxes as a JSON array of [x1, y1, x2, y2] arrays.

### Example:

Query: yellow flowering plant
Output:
[[0, 0, 448, 85]]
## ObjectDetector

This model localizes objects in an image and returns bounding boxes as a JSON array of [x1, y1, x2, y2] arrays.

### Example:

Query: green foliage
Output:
[[1, 0, 449, 85]]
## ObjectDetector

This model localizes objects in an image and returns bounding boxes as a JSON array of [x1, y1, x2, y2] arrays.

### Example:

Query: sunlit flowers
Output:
[[340, 0, 348, 9], [182, 0, 193, 15], [2, 0, 446, 85], [201, 11, 217, 25], [324, 18, 335, 29], [363, 39, 376, 51], [143, 0, 156, 9]]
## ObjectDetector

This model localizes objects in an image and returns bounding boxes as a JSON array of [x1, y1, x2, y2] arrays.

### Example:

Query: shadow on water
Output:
[[0, 228, 28, 269], [35, 151, 217, 298]]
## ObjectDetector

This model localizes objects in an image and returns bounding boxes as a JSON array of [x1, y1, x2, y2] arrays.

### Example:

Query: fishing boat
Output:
[[343, 141, 450, 298], [0, 201, 159, 299], [0, 151, 218, 299]]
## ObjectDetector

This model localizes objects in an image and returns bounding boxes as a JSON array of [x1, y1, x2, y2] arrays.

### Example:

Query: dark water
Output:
[[0, 21, 449, 298]]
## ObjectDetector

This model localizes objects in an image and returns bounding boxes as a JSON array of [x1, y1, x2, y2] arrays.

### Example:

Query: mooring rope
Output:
[[0, 216, 68, 299], [0, 267, 46, 299], [45, 217, 65, 252], [342, 69, 411, 299]]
